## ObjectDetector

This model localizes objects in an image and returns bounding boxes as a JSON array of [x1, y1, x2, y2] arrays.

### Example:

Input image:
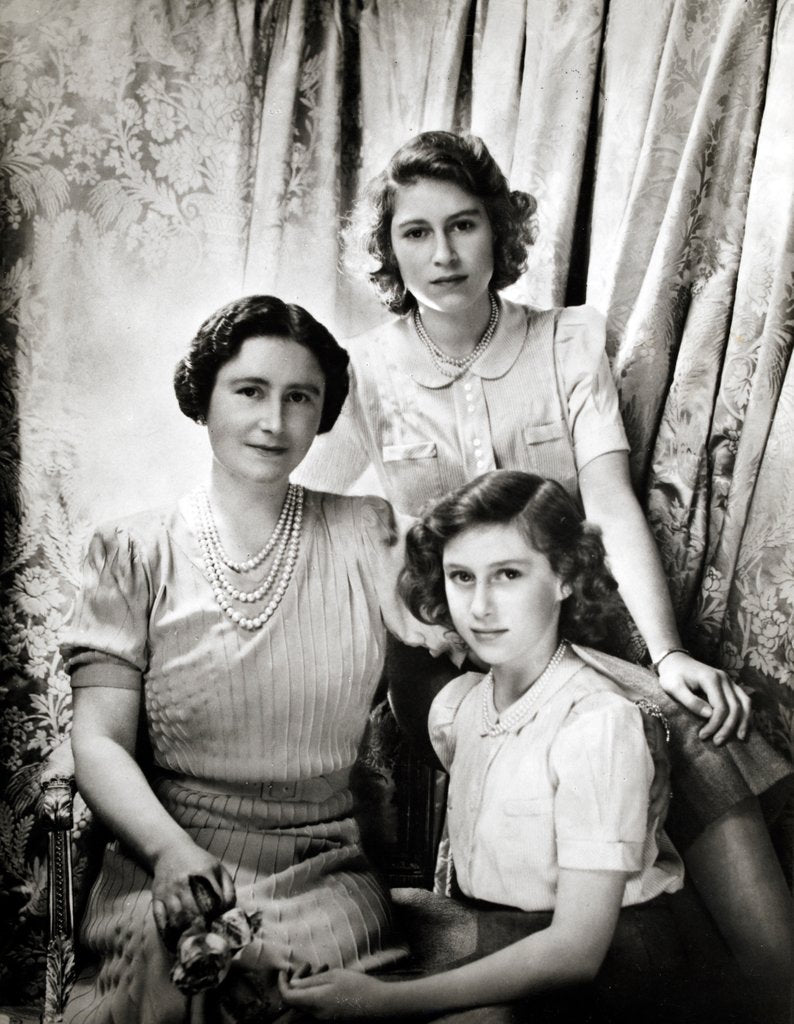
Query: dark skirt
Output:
[[391, 886, 748, 1024]]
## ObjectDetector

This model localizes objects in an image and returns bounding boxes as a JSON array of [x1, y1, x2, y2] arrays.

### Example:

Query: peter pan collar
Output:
[[386, 298, 530, 389]]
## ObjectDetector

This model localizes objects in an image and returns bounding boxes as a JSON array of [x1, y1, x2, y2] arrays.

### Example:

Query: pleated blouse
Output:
[[61, 491, 450, 787]]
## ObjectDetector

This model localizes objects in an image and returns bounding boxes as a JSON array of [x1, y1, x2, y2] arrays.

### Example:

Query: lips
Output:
[[430, 274, 467, 285], [247, 444, 287, 455], [470, 628, 507, 641]]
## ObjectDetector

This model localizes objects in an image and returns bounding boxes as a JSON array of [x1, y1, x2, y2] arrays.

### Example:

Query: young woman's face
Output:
[[443, 521, 567, 672], [206, 335, 325, 488], [389, 178, 494, 315]]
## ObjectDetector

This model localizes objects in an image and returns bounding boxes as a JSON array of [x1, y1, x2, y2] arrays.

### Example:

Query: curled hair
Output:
[[399, 470, 620, 648], [348, 132, 537, 314], [173, 295, 349, 433]]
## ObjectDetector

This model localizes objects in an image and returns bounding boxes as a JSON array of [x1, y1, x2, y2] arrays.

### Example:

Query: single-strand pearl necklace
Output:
[[481, 640, 568, 736], [413, 292, 500, 378], [193, 485, 304, 631]]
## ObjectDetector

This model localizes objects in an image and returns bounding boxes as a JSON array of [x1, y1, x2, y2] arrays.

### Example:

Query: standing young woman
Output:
[[61, 296, 452, 1023], [293, 131, 793, 996]]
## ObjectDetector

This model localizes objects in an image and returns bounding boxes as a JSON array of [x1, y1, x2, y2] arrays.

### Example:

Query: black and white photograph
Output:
[[1, 2, 792, 1022]]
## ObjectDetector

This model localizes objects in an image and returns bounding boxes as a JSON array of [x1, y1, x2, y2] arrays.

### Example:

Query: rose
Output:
[[171, 922, 234, 994], [170, 906, 263, 995]]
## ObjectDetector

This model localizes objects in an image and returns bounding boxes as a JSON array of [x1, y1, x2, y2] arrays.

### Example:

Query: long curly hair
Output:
[[348, 132, 537, 315], [399, 470, 620, 648], [173, 295, 349, 434]]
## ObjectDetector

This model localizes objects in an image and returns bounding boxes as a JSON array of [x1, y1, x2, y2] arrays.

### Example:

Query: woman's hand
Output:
[[151, 837, 236, 949], [656, 651, 752, 744], [278, 967, 391, 1019]]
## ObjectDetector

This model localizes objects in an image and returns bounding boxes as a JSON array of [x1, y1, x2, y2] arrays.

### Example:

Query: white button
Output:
[[464, 381, 472, 391], [473, 438, 481, 447], [476, 460, 485, 469], [467, 406, 475, 414]]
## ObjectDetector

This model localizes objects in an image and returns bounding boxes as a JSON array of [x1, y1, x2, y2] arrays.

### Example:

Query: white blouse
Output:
[[429, 646, 684, 912], [294, 300, 629, 514]]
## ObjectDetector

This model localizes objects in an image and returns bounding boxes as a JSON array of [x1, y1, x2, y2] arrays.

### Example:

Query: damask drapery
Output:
[[1, 0, 792, 1006]]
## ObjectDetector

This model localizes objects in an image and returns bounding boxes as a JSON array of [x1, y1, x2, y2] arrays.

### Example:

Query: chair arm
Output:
[[40, 740, 77, 1024]]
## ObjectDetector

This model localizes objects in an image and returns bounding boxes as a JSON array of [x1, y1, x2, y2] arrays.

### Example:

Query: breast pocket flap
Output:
[[523, 421, 567, 446], [382, 441, 438, 462]]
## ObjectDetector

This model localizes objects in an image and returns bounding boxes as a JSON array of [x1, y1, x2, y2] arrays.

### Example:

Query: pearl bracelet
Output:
[[652, 647, 690, 672]]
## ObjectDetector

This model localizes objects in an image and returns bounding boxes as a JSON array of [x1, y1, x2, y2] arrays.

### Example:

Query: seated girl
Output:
[[282, 470, 773, 1023]]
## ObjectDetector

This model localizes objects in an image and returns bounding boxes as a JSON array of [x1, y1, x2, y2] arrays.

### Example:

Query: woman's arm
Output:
[[71, 678, 235, 942], [578, 450, 751, 742], [280, 868, 626, 1018]]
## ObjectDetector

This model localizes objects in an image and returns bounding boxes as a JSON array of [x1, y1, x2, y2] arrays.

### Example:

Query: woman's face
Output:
[[389, 178, 494, 315], [442, 521, 566, 673], [206, 335, 325, 488]]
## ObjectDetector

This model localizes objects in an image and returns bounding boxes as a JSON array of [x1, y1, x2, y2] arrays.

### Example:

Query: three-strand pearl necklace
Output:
[[193, 483, 304, 631], [481, 640, 568, 736], [413, 292, 500, 378]]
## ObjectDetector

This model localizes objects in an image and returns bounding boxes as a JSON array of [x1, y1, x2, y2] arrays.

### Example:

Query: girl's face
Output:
[[206, 335, 325, 489], [389, 178, 494, 315], [443, 521, 567, 673]]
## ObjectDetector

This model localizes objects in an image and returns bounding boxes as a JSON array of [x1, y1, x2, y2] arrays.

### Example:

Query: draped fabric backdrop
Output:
[[1, 0, 792, 1006]]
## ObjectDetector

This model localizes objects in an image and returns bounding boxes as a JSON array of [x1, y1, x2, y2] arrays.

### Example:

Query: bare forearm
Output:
[[594, 500, 681, 660], [73, 735, 191, 869], [377, 932, 599, 1016]]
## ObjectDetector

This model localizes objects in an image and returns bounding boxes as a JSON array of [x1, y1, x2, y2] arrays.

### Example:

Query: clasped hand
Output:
[[656, 651, 752, 744], [279, 966, 390, 1019], [151, 839, 236, 950]]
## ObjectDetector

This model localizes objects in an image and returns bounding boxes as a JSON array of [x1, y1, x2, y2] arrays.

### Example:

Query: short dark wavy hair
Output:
[[173, 295, 349, 433], [348, 131, 537, 315], [399, 470, 620, 648]]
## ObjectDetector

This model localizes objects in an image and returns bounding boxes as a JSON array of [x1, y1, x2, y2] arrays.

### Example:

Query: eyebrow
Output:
[[394, 207, 484, 230], [443, 558, 532, 571], [227, 375, 323, 395]]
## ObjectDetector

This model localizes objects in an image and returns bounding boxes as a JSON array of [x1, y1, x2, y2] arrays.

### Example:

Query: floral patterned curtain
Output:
[[1, 0, 792, 1007]]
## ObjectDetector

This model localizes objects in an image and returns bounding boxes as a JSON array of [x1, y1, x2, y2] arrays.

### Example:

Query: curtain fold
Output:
[[587, 0, 774, 628], [473, 0, 606, 307], [243, 0, 349, 324], [697, 0, 794, 740]]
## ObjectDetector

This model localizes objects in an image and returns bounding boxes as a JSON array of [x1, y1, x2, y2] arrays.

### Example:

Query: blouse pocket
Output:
[[381, 442, 443, 510], [522, 420, 578, 494], [383, 442, 438, 462], [501, 797, 552, 817]]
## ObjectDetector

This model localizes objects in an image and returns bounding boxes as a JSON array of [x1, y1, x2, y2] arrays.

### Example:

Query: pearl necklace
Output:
[[481, 640, 568, 736], [193, 485, 304, 631], [200, 484, 298, 572], [413, 292, 500, 378]]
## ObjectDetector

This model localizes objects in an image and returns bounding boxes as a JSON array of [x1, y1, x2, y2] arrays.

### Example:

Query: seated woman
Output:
[[281, 471, 757, 1023], [61, 296, 453, 1024]]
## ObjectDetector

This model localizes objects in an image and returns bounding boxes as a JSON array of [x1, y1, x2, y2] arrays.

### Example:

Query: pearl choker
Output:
[[414, 292, 500, 378], [193, 484, 304, 631], [481, 640, 568, 736]]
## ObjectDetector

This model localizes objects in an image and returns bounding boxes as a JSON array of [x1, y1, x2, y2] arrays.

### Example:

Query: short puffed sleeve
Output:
[[428, 674, 480, 770], [60, 523, 152, 689], [550, 691, 653, 872], [353, 495, 462, 662], [554, 305, 630, 471]]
